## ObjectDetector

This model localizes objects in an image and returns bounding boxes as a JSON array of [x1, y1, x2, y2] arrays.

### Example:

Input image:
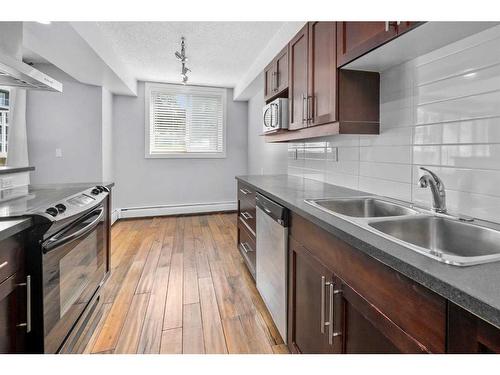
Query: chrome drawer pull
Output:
[[0, 261, 7, 270], [16, 275, 31, 333], [240, 242, 253, 254], [241, 211, 253, 220], [331, 287, 343, 342], [239, 188, 250, 195]]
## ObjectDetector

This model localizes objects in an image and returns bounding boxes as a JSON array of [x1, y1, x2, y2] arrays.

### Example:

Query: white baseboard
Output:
[[118, 201, 237, 219]]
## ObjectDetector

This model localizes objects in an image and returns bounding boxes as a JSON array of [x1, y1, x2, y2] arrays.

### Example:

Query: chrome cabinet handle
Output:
[[17, 275, 31, 333], [307, 95, 314, 123], [321, 276, 331, 334], [328, 283, 334, 344], [241, 211, 253, 220], [239, 242, 253, 254], [0, 261, 7, 270], [239, 188, 249, 195], [275, 71, 280, 92], [302, 94, 307, 123]]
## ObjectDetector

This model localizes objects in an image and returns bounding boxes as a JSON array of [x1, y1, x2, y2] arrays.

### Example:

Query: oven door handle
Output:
[[43, 208, 104, 253]]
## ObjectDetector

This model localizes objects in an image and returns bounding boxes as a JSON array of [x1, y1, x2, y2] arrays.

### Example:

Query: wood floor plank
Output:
[[182, 303, 205, 354], [114, 293, 150, 354], [163, 252, 184, 329], [136, 239, 162, 294], [272, 344, 290, 354], [137, 265, 170, 354], [160, 328, 182, 354], [222, 317, 251, 354], [198, 277, 227, 354], [83, 303, 112, 354], [239, 313, 273, 354]]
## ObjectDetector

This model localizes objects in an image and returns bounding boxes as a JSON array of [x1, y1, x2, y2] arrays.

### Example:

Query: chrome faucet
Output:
[[418, 167, 447, 214]]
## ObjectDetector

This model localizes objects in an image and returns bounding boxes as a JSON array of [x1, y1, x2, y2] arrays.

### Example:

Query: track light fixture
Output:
[[174, 37, 190, 84]]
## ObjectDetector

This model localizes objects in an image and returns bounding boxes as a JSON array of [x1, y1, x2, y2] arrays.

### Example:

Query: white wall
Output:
[[287, 25, 500, 223], [247, 87, 288, 175], [112, 82, 248, 214], [26, 64, 104, 184]]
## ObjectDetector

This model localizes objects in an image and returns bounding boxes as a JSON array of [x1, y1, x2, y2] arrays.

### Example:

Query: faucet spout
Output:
[[419, 167, 447, 213]]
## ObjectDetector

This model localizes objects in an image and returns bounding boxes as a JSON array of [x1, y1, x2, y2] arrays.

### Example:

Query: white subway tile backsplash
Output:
[[360, 145, 411, 164], [286, 25, 500, 222], [414, 117, 500, 145], [360, 162, 412, 183]]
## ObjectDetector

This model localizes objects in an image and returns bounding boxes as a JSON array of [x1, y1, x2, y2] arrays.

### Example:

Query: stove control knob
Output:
[[91, 188, 100, 195], [55, 204, 67, 213], [46, 207, 58, 217]]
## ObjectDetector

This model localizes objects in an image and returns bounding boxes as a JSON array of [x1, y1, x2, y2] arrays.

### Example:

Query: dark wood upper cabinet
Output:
[[308, 21, 337, 127], [264, 46, 289, 102], [337, 21, 423, 67], [337, 21, 398, 67], [447, 303, 500, 353], [288, 238, 339, 354], [288, 24, 309, 130], [275, 47, 289, 94], [263, 63, 275, 101]]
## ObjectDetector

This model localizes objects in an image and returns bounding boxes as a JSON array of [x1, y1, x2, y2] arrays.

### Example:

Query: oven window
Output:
[[58, 230, 99, 317]]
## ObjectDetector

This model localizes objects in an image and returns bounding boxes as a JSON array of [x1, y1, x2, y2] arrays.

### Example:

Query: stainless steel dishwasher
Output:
[[256, 193, 289, 343]]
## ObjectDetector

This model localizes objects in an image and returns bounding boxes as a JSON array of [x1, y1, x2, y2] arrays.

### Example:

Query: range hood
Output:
[[0, 51, 62, 92]]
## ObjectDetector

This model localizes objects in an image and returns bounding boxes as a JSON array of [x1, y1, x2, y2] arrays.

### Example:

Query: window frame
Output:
[[144, 82, 227, 159]]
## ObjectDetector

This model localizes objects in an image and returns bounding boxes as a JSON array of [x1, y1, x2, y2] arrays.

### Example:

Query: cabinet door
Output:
[[288, 24, 309, 130], [337, 22, 398, 67], [288, 238, 337, 354], [337, 277, 428, 354], [448, 303, 500, 353], [275, 47, 288, 94], [264, 62, 276, 101], [308, 21, 337, 127], [0, 273, 27, 353]]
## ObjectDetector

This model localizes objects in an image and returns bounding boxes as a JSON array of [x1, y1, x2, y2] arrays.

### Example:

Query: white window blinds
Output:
[[146, 83, 226, 158]]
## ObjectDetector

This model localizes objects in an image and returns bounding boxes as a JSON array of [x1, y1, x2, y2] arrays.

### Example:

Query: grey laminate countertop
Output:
[[236, 174, 500, 329], [0, 218, 32, 241], [0, 166, 35, 175]]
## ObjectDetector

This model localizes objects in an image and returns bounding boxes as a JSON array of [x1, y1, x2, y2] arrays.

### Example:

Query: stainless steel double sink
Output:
[[305, 197, 500, 266]]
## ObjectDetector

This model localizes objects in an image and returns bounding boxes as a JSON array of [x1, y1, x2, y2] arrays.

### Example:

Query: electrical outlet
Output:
[[55, 148, 62, 158]]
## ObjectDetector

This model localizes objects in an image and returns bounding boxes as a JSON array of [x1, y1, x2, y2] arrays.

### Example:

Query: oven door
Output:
[[41, 204, 106, 353]]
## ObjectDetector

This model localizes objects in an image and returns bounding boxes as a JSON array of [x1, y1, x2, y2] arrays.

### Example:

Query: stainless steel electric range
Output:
[[0, 184, 111, 353]]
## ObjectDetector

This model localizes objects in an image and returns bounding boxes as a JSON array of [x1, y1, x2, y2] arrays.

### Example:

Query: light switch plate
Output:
[[55, 148, 62, 158]]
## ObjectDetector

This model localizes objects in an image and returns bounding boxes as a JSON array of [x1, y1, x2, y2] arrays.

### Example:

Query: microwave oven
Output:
[[263, 98, 288, 133]]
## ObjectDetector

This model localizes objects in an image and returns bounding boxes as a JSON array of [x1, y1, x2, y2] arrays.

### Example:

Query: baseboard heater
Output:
[[119, 201, 237, 219]]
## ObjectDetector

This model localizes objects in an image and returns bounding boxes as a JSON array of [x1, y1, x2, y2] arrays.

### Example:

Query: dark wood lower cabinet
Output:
[[448, 303, 500, 353], [0, 273, 26, 353], [337, 277, 427, 353], [288, 238, 338, 354]]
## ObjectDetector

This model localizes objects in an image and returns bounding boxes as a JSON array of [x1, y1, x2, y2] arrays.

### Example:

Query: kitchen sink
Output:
[[305, 197, 418, 218], [369, 216, 500, 266]]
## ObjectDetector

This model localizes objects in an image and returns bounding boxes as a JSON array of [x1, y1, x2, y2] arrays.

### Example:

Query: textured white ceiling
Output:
[[96, 22, 285, 87]]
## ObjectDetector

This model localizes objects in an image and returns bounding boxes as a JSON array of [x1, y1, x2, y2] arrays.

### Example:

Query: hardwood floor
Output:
[[85, 213, 288, 354]]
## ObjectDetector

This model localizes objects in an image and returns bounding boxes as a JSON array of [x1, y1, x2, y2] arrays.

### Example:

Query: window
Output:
[[145, 82, 226, 158]]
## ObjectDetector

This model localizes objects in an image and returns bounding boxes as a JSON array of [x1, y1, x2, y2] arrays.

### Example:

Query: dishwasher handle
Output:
[[256, 192, 288, 227]]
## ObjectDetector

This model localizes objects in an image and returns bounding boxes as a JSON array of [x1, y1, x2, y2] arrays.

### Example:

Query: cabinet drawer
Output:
[[0, 235, 24, 284], [239, 197, 256, 235], [238, 222, 256, 278], [238, 183, 255, 202]]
